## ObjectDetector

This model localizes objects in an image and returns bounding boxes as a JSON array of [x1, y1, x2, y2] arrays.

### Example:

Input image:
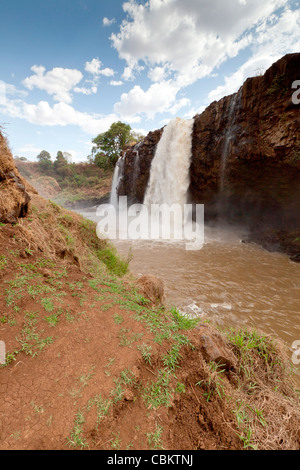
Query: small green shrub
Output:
[[96, 245, 129, 277]]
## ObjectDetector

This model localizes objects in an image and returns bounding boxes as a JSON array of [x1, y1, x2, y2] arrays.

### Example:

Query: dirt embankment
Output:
[[0, 132, 300, 450]]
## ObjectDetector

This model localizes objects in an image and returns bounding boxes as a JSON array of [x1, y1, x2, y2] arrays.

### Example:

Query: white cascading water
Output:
[[144, 117, 194, 208], [110, 155, 124, 207], [107, 117, 201, 246], [220, 89, 242, 192]]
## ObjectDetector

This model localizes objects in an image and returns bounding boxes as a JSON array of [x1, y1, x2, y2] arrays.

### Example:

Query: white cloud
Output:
[[1, 97, 119, 136], [74, 86, 98, 95], [114, 80, 182, 120], [103, 17, 116, 27], [111, 0, 287, 88], [17, 143, 42, 157], [99, 68, 115, 77], [85, 58, 102, 75], [208, 6, 300, 102], [184, 106, 206, 119], [148, 65, 170, 82], [85, 58, 115, 77], [0, 80, 28, 106], [122, 66, 135, 81], [110, 80, 124, 86], [23, 66, 83, 104], [122, 64, 145, 81], [132, 127, 148, 137], [168, 97, 191, 115]]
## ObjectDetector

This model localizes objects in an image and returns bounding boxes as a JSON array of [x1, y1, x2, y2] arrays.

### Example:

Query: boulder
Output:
[[136, 274, 166, 306]]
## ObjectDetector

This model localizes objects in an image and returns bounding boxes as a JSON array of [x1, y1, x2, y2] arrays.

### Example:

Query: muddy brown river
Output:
[[79, 209, 300, 380]]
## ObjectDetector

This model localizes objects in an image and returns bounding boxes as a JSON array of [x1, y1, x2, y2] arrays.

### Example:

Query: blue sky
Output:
[[0, 0, 299, 162]]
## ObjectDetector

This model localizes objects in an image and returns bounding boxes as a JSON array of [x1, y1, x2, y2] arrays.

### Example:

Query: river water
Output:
[[78, 207, 300, 380]]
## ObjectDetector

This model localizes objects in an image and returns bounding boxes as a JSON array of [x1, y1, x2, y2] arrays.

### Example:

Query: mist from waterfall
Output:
[[144, 117, 194, 208]]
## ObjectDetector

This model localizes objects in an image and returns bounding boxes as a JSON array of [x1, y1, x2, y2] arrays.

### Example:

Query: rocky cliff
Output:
[[117, 128, 163, 203], [0, 130, 32, 223], [190, 53, 300, 229], [116, 53, 300, 256]]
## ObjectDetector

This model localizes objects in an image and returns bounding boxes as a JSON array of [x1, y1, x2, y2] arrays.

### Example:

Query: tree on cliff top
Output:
[[37, 150, 52, 171], [54, 151, 71, 177], [91, 121, 132, 168], [91, 121, 144, 169]]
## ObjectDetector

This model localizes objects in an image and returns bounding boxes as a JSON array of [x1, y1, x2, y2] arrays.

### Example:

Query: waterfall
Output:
[[144, 117, 194, 208], [132, 149, 140, 189], [110, 155, 124, 207], [220, 90, 241, 191]]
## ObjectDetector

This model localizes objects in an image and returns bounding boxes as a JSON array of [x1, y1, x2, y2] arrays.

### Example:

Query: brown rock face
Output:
[[116, 54, 300, 252], [190, 52, 300, 233], [117, 128, 163, 203], [0, 131, 31, 223]]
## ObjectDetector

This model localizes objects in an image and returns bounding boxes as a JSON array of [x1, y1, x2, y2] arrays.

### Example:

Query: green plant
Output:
[[162, 343, 182, 371], [113, 313, 124, 324], [176, 382, 186, 394], [232, 401, 266, 450], [143, 369, 173, 409], [119, 369, 138, 387], [196, 361, 226, 402], [67, 409, 88, 449], [110, 432, 121, 450], [170, 307, 199, 330], [104, 357, 115, 377], [0, 350, 18, 368], [88, 394, 111, 425], [0, 255, 8, 270], [267, 73, 288, 97], [138, 344, 152, 365], [225, 328, 280, 380], [96, 245, 129, 277], [147, 424, 164, 450], [41, 298, 55, 312], [31, 402, 45, 415], [17, 318, 53, 358]]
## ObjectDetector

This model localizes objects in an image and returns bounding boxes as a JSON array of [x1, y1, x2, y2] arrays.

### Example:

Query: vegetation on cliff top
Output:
[[14, 121, 144, 207]]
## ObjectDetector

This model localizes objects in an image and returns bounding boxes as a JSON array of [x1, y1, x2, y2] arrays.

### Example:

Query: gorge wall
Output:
[[116, 53, 300, 256]]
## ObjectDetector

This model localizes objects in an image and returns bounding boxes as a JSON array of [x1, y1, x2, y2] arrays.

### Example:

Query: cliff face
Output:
[[116, 53, 300, 254], [190, 53, 300, 233], [0, 131, 32, 223], [117, 128, 163, 203]]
